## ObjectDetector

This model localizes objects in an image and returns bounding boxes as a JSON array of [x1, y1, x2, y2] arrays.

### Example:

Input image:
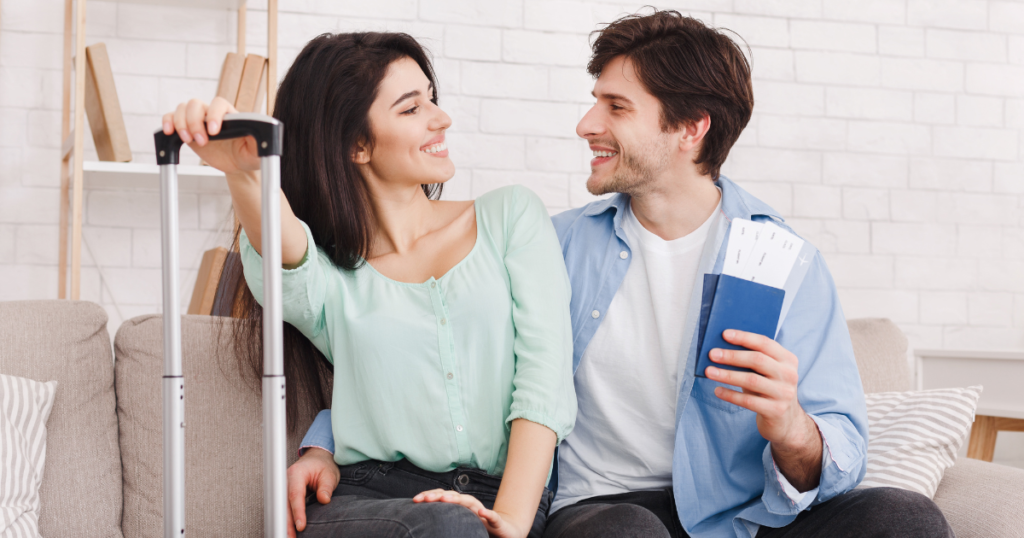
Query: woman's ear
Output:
[[352, 140, 371, 164]]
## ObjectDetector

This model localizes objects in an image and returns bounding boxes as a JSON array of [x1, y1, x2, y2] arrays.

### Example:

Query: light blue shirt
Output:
[[300, 177, 869, 538]]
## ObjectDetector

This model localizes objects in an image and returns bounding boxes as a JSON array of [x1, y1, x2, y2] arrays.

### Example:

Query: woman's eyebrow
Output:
[[390, 83, 434, 109], [391, 90, 420, 109]]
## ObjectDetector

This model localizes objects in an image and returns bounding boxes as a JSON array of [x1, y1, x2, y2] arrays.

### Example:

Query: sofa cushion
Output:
[[859, 386, 982, 498], [0, 374, 58, 536], [115, 314, 319, 538], [933, 457, 1024, 538], [0, 301, 124, 538], [847, 318, 912, 393]]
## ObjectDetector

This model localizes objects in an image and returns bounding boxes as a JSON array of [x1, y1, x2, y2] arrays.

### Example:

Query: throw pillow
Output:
[[858, 385, 982, 498], [0, 374, 58, 538]]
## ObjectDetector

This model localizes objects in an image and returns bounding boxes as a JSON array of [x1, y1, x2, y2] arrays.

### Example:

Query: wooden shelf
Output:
[[82, 161, 229, 192], [112, 0, 245, 8], [58, 0, 277, 300]]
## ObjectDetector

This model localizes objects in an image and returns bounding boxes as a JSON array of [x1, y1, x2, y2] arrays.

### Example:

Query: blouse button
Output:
[[591, 310, 600, 319], [456, 425, 463, 432], [441, 318, 447, 325], [619, 251, 628, 259], [447, 372, 453, 380], [431, 281, 436, 288]]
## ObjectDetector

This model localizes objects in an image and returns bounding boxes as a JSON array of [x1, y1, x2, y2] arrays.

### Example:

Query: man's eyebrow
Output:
[[391, 83, 434, 109], [592, 91, 634, 105]]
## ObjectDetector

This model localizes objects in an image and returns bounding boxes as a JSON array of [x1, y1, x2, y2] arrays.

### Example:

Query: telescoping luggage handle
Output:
[[153, 112, 286, 538]]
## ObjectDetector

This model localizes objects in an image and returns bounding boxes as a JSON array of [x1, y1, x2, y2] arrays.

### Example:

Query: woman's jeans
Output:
[[300, 459, 551, 538]]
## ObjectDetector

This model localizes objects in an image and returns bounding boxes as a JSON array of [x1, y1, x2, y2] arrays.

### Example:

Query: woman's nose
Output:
[[430, 104, 452, 131]]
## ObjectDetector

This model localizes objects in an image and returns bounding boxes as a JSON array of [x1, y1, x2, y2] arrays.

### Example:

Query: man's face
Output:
[[576, 55, 676, 196]]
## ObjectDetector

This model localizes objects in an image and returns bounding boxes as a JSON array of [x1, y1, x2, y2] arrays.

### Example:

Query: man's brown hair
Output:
[[589, 10, 754, 180]]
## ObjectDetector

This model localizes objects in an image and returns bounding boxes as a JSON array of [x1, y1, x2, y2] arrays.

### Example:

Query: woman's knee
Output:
[[407, 502, 488, 538]]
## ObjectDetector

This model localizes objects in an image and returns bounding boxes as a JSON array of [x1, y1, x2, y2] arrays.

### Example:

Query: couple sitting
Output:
[[163, 9, 952, 538]]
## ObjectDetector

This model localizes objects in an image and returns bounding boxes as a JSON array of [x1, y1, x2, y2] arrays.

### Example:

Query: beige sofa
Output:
[[1, 300, 1023, 537]]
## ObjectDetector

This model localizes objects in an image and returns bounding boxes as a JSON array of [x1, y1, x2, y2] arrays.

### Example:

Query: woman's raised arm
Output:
[[162, 96, 308, 267]]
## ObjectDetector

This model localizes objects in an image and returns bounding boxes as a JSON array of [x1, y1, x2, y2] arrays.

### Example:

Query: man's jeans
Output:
[[543, 487, 954, 538], [300, 459, 550, 538]]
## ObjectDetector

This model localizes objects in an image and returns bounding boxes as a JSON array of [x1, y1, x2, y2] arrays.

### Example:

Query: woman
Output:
[[162, 32, 575, 538]]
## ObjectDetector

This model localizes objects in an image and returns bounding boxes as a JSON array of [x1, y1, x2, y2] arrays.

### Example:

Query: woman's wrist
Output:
[[226, 169, 259, 184], [489, 504, 533, 538]]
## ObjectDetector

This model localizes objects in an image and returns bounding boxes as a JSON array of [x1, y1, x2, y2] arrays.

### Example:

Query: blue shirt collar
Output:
[[580, 175, 783, 227]]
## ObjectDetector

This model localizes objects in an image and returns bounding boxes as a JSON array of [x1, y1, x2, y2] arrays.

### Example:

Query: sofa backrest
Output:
[[847, 317, 913, 393], [0, 300, 124, 538], [115, 314, 321, 538]]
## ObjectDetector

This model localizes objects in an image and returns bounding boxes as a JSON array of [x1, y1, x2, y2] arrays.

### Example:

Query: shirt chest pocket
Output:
[[689, 377, 747, 414]]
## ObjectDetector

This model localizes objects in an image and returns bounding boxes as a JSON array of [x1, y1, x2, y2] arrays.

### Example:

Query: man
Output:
[[287, 10, 952, 538]]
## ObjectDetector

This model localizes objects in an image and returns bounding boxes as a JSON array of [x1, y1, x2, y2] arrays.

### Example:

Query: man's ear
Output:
[[352, 139, 371, 164], [679, 114, 711, 153]]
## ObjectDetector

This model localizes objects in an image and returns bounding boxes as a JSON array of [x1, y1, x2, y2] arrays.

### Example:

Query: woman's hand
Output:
[[413, 489, 528, 538], [161, 96, 260, 175]]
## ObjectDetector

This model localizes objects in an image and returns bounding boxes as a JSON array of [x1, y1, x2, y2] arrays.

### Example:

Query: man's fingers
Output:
[[287, 483, 307, 533], [709, 348, 780, 379], [713, 386, 776, 415], [722, 330, 795, 366], [705, 365, 785, 399], [286, 508, 297, 538], [316, 471, 337, 504]]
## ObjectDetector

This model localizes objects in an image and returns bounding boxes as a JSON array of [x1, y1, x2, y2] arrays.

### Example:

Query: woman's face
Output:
[[356, 56, 454, 188]]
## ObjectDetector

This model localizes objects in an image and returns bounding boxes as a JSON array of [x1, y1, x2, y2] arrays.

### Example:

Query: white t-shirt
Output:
[[552, 200, 720, 513]]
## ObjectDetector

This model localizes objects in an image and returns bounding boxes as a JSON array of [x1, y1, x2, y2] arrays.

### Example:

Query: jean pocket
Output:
[[335, 462, 375, 485]]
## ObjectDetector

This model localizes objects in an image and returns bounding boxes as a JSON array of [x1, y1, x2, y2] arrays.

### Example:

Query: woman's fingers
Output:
[[185, 98, 209, 145], [161, 112, 174, 135], [412, 488, 446, 503], [412, 489, 486, 515], [206, 96, 234, 136], [172, 102, 191, 143]]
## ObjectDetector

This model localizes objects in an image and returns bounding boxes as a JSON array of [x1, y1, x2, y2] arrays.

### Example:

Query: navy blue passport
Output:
[[694, 274, 785, 378]]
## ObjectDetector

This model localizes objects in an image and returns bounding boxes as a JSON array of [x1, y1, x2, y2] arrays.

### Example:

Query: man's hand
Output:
[[286, 447, 339, 538], [705, 329, 823, 492], [413, 489, 528, 538]]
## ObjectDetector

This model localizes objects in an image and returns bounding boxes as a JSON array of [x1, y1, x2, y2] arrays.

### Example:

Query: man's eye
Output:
[[402, 105, 419, 115], [610, 104, 623, 111]]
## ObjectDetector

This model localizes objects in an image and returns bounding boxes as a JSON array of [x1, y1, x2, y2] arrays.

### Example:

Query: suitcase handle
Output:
[[154, 112, 283, 165]]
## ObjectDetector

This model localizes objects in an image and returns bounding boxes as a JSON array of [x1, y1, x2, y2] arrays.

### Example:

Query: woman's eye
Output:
[[402, 105, 419, 115], [610, 104, 623, 111]]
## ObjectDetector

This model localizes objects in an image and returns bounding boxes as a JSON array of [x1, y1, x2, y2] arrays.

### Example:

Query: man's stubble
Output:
[[586, 135, 671, 198]]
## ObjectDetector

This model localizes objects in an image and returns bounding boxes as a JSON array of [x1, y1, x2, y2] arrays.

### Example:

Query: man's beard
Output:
[[586, 137, 670, 197]]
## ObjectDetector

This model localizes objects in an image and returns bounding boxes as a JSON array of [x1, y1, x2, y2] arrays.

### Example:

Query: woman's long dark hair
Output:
[[229, 32, 443, 430]]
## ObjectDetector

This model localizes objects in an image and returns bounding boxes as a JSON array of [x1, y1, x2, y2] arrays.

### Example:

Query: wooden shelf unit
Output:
[[57, 0, 278, 300]]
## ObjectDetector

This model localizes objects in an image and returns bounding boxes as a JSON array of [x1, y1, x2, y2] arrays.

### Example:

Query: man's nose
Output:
[[576, 105, 602, 139]]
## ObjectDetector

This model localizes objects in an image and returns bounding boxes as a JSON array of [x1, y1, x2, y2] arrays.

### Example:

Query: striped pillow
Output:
[[859, 385, 982, 498], [0, 374, 58, 538]]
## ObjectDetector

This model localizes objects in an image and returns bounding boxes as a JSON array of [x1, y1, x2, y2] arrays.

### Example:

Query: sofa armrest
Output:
[[932, 457, 1024, 538]]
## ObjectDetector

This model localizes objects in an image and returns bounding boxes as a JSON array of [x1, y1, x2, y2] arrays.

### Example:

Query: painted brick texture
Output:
[[0, 0, 1022, 358]]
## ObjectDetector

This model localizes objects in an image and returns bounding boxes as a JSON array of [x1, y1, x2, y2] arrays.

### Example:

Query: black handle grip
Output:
[[153, 113, 283, 165]]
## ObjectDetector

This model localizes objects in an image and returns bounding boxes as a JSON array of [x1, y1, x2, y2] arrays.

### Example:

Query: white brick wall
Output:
[[1, 0, 1023, 424]]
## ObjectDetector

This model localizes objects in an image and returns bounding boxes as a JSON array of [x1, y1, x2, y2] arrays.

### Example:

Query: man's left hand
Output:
[[705, 329, 823, 491]]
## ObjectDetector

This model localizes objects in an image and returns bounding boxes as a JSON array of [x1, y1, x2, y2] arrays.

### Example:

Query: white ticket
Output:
[[737, 221, 805, 289], [722, 218, 763, 278]]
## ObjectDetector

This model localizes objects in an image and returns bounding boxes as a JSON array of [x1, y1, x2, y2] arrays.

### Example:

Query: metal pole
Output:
[[261, 155, 287, 537], [160, 164, 186, 537]]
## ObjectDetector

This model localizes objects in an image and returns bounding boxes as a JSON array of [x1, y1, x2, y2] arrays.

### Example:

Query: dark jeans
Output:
[[300, 459, 551, 538], [543, 487, 954, 538]]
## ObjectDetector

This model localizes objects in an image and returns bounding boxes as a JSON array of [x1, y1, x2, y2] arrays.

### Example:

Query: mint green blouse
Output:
[[240, 185, 576, 476]]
